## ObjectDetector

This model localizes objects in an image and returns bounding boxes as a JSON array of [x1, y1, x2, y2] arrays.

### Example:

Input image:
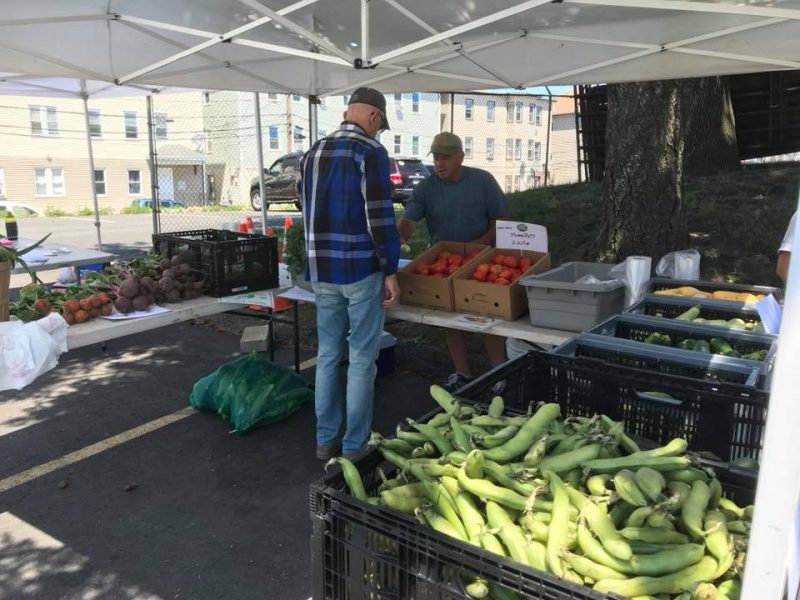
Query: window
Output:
[[394, 93, 402, 108], [269, 126, 279, 150], [94, 170, 106, 195], [535, 105, 543, 126], [506, 102, 514, 123], [292, 95, 301, 102], [34, 167, 65, 197], [529, 103, 536, 124], [128, 170, 141, 195], [515, 138, 521, 160], [154, 112, 169, 139], [515, 102, 523, 123], [203, 92, 211, 104], [88, 109, 102, 138], [29, 105, 58, 136], [527, 140, 534, 161], [487, 100, 495, 122], [514, 175, 521, 192], [319, 129, 328, 137], [124, 111, 138, 139], [393, 135, 402, 154], [534, 142, 542, 161], [486, 138, 494, 161], [504, 175, 512, 193], [0, 168, 5, 197], [465, 98, 474, 120], [293, 125, 304, 150], [267, 93, 278, 101], [505, 138, 513, 160], [342, 95, 349, 105], [411, 93, 420, 113], [464, 136, 473, 159], [411, 135, 419, 156]]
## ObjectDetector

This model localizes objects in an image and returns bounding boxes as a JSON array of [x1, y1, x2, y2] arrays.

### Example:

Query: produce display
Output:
[[10, 252, 206, 323], [469, 254, 533, 285], [652, 305, 764, 333], [654, 287, 764, 303], [412, 249, 483, 278], [331, 386, 752, 600], [642, 331, 767, 360]]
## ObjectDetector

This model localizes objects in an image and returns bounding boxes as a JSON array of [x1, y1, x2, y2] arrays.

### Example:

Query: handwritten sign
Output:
[[495, 220, 548, 253]]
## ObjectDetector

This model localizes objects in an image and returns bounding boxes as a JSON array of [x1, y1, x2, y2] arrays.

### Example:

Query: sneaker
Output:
[[490, 378, 508, 396], [442, 372, 473, 393], [316, 440, 340, 460], [341, 447, 372, 463]]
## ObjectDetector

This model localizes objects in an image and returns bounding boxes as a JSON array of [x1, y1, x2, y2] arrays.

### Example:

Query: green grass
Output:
[[506, 163, 800, 286]]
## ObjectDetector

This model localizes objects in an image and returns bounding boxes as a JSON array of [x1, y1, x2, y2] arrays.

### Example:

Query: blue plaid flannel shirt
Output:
[[299, 122, 400, 284]]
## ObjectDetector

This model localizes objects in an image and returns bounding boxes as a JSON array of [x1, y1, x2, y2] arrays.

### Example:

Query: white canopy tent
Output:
[[1, 2, 799, 598]]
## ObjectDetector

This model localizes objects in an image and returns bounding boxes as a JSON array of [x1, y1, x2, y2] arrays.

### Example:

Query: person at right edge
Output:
[[299, 87, 401, 462], [397, 132, 511, 392]]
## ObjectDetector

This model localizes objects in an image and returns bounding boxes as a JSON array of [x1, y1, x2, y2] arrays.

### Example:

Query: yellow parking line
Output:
[[0, 406, 195, 494]]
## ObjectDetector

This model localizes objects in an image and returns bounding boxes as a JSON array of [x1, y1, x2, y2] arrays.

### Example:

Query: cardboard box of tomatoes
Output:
[[397, 241, 490, 311], [452, 248, 551, 320]]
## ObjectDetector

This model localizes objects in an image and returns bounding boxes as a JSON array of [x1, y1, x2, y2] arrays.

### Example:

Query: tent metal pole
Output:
[[544, 93, 552, 187], [254, 92, 268, 235], [361, 0, 369, 64], [449, 93, 454, 132], [79, 80, 103, 251], [309, 96, 319, 144], [146, 95, 160, 235]]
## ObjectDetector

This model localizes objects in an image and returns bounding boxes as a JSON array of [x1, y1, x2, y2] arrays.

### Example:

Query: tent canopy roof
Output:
[[0, 0, 798, 96]]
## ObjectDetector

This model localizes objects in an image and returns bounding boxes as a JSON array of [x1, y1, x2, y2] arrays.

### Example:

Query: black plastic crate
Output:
[[554, 334, 763, 388], [455, 350, 769, 461], [627, 294, 771, 334], [309, 436, 756, 600], [589, 313, 775, 363], [647, 277, 781, 303], [152, 229, 279, 297]]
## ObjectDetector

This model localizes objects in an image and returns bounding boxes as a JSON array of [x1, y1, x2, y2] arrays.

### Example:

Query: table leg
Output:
[[73, 266, 82, 284], [293, 300, 300, 372]]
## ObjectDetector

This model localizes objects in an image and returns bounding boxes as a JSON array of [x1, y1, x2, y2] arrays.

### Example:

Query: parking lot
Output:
[[0, 318, 440, 599]]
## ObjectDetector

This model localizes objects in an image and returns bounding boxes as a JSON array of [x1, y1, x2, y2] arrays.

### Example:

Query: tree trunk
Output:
[[596, 80, 688, 263], [680, 77, 740, 176]]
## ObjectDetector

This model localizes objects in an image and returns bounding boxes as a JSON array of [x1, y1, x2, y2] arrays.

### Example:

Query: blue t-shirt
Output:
[[403, 167, 509, 244]]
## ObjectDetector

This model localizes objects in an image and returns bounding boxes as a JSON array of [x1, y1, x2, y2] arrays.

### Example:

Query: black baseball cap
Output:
[[348, 87, 390, 130]]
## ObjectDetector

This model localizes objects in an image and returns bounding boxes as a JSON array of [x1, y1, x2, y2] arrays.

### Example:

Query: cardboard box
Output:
[[397, 241, 490, 311], [453, 249, 551, 320]]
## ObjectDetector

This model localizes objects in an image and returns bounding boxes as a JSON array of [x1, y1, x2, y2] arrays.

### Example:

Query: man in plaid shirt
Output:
[[299, 87, 401, 461]]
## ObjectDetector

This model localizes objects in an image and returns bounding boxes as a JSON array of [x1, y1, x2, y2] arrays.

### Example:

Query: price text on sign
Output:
[[495, 220, 548, 253]]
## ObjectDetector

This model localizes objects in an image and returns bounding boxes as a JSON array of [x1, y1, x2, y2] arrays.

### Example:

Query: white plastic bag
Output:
[[610, 255, 653, 308], [656, 249, 701, 280], [0, 313, 69, 391]]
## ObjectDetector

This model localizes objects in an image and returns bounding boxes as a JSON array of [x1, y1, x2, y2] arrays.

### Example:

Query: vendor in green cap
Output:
[[398, 131, 510, 392]]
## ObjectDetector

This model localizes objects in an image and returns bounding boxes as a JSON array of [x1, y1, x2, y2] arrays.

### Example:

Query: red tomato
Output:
[[446, 264, 460, 275], [431, 272, 446, 278], [519, 257, 532, 271], [430, 261, 447, 275], [489, 264, 503, 274], [472, 270, 487, 282], [508, 269, 522, 281], [447, 254, 465, 266], [437, 251, 452, 261], [502, 256, 519, 269], [486, 272, 498, 283], [492, 254, 506, 265], [475, 263, 490, 274], [495, 277, 510, 286], [414, 263, 430, 275]]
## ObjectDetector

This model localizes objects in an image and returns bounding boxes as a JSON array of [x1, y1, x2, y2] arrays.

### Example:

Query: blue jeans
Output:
[[312, 271, 384, 454]]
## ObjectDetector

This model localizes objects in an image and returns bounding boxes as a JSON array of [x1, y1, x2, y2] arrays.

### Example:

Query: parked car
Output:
[[389, 157, 431, 205], [250, 152, 304, 211], [0, 199, 42, 217]]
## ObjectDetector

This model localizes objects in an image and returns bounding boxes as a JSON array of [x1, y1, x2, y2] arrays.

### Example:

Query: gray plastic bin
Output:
[[520, 261, 625, 331]]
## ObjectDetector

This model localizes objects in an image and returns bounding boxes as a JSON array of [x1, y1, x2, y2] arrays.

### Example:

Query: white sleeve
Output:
[[780, 212, 797, 253]]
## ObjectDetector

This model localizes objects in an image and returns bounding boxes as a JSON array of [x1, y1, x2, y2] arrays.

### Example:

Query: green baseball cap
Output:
[[429, 132, 463, 155]]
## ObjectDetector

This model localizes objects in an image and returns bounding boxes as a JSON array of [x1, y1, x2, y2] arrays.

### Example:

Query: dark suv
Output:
[[251, 152, 431, 211], [250, 152, 304, 211], [389, 158, 432, 204]]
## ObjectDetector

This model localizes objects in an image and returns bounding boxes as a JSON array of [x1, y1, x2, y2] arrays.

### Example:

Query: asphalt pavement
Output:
[[0, 317, 443, 600]]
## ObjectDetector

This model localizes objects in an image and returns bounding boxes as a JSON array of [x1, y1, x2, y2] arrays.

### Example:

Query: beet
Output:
[[178, 263, 191, 274], [132, 295, 150, 311], [140, 276, 156, 292], [159, 259, 172, 270], [161, 267, 177, 279], [171, 254, 183, 266], [119, 277, 140, 298], [166, 289, 182, 302], [115, 296, 133, 313], [158, 277, 174, 292]]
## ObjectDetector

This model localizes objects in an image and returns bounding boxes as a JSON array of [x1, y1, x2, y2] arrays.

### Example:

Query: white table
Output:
[[11, 238, 115, 282], [386, 303, 572, 347], [66, 296, 241, 350]]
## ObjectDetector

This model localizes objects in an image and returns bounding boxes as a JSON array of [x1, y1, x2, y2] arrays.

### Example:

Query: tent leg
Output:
[[254, 92, 267, 234], [146, 95, 160, 235], [80, 80, 103, 251]]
